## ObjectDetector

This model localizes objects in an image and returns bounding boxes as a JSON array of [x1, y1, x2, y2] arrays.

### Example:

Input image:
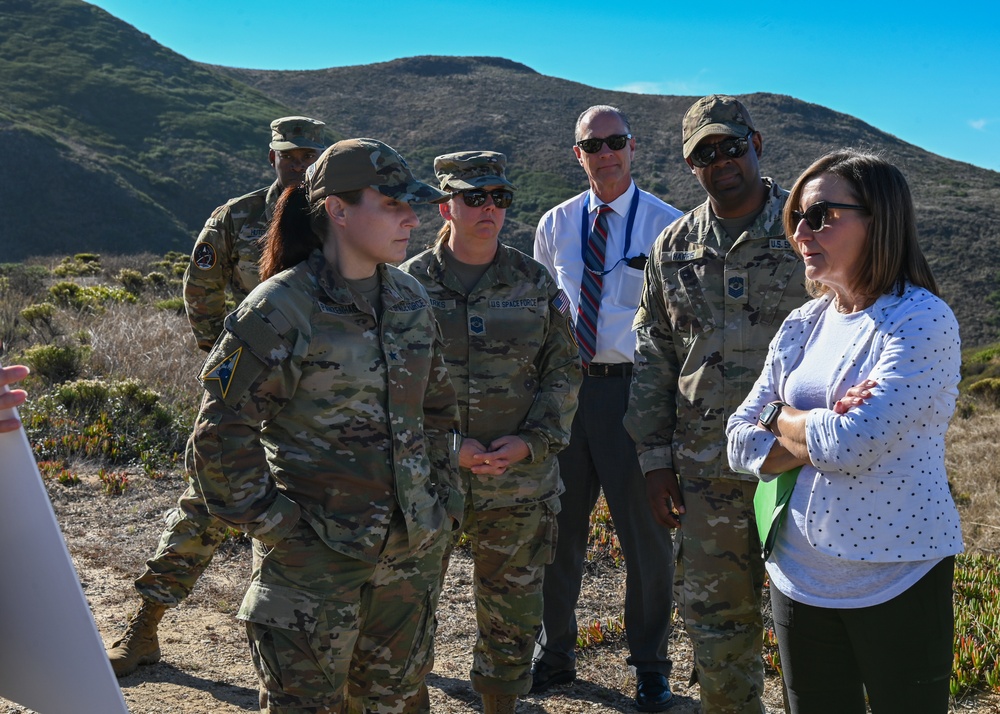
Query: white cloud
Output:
[[969, 119, 989, 131], [614, 72, 712, 96]]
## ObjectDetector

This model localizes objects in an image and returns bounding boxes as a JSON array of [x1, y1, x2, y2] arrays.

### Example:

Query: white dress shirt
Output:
[[534, 182, 682, 364]]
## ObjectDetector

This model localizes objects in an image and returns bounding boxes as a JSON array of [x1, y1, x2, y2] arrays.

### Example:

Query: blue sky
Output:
[[85, 0, 1000, 173]]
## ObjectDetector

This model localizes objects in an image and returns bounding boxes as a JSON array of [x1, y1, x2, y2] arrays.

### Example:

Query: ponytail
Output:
[[259, 184, 322, 280]]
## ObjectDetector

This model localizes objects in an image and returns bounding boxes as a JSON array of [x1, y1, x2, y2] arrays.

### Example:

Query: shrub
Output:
[[967, 378, 1000, 408], [48, 281, 137, 312], [155, 296, 185, 312], [116, 268, 145, 294], [20, 302, 57, 324], [22, 377, 188, 466], [21, 343, 90, 383], [52, 254, 103, 277]]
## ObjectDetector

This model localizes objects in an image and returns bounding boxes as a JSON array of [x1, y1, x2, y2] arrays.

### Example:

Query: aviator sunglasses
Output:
[[576, 134, 632, 154], [454, 189, 514, 209], [791, 201, 868, 232], [689, 132, 753, 168]]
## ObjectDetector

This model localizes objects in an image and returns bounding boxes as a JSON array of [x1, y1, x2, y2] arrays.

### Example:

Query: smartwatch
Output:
[[758, 401, 789, 433]]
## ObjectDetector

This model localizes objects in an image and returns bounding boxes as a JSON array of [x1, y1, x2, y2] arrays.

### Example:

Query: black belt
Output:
[[584, 362, 633, 378]]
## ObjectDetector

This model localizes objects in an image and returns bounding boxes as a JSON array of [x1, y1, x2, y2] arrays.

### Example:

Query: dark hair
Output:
[[259, 186, 364, 280], [784, 149, 937, 299]]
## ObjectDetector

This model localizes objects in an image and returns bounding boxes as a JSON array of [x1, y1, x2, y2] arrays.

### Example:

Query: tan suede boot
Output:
[[482, 694, 518, 714], [107, 600, 167, 677]]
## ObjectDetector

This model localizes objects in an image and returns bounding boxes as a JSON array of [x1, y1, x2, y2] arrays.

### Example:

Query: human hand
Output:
[[645, 468, 684, 528], [0, 365, 30, 433], [833, 379, 878, 415], [459, 437, 489, 470], [470, 436, 530, 476]]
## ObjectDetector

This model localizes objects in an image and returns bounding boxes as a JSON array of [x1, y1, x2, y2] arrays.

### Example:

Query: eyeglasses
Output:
[[576, 134, 632, 154], [453, 189, 514, 209], [689, 132, 753, 168], [791, 201, 868, 232]]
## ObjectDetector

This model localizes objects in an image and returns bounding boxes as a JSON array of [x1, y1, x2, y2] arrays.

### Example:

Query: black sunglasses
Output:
[[689, 132, 753, 168], [791, 201, 868, 232], [576, 134, 632, 154], [454, 189, 514, 209]]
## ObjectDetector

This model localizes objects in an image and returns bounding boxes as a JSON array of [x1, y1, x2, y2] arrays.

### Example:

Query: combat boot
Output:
[[107, 599, 167, 677], [482, 694, 518, 714]]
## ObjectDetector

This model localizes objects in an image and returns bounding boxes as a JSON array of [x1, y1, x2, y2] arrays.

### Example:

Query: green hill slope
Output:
[[2, 1, 1000, 344]]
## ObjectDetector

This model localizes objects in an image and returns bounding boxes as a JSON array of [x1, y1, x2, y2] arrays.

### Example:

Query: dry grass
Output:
[[83, 302, 204, 405], [947, 407, 1000, 555]]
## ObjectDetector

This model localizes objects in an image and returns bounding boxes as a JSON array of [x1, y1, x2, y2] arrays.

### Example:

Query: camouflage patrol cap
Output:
[[433, 151, 517, 191], [270, 116, 327, 151], [307, 138, 449, 204], [682, 95, 756, 159]]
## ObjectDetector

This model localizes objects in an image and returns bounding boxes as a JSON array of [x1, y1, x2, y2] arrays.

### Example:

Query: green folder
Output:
[[753, 466, 802, 560]]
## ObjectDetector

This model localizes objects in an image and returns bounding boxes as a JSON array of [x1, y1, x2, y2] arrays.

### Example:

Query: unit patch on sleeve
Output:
[[193, 243, 217, 271], [202, 347, 242, 398]]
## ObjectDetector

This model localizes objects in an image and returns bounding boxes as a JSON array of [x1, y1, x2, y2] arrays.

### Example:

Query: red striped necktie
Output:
[[577, 204, 612, 366]]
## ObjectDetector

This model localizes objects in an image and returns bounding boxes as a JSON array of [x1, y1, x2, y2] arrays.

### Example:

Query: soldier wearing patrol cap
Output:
[[190, 137, 463, 713], [400, 151, 581, 714], [183, 115, 327, 351], [106, 116, 327, 678], [624, 94, 807, 713]]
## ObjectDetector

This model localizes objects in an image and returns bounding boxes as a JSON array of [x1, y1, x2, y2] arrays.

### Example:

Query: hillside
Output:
[[2, 0, 999, 343], [0, 0, 306, 256]]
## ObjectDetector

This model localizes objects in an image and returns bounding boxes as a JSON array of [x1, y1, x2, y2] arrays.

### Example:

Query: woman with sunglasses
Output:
[[188, 138, 464, 713], [400, 150, 580, 714], [726, 149, 963, 713]]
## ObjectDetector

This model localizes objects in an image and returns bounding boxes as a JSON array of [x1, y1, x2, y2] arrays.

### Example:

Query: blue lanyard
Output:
[[580, 186, 640, 267]]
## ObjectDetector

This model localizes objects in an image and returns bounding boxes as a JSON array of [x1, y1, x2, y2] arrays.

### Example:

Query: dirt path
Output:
[[0, 472, 994, 713]]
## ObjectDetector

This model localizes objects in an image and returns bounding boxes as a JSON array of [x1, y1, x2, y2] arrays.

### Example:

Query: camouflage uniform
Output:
[[188, 249, 462, 713], [132, 184, 279, 607], [133, 118, 327, 610], [400, 240, 581, 696], [624, 179, 806, 713], [183, 181, 280, 351]]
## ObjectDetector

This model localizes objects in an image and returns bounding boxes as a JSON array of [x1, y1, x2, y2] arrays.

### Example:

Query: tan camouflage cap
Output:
[[682, 95, 756, 159], [270, 116, 327, 151], [307, 138, 449, 204], [433, 150, 517, 191]]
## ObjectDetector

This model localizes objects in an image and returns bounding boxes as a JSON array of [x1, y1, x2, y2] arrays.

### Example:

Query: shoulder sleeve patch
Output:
[[193, 243, 217, 270], [551, 289, 571, 315], [202, 347, 242, 398]]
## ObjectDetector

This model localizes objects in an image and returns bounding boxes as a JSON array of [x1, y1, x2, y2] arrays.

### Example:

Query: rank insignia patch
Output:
[[469, 315, 485, 335], [202, 347, 242, 398], [728, 275, 746, 300], [193, 243, 217, 270]]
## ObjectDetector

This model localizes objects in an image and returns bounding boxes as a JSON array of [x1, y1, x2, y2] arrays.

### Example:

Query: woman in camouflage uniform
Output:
[[188, 138, 463, 714], [400, 151, 581, 714]]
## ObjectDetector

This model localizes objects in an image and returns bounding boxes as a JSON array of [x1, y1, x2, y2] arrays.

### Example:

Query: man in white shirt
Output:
[[532, 105, 682, 712]]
